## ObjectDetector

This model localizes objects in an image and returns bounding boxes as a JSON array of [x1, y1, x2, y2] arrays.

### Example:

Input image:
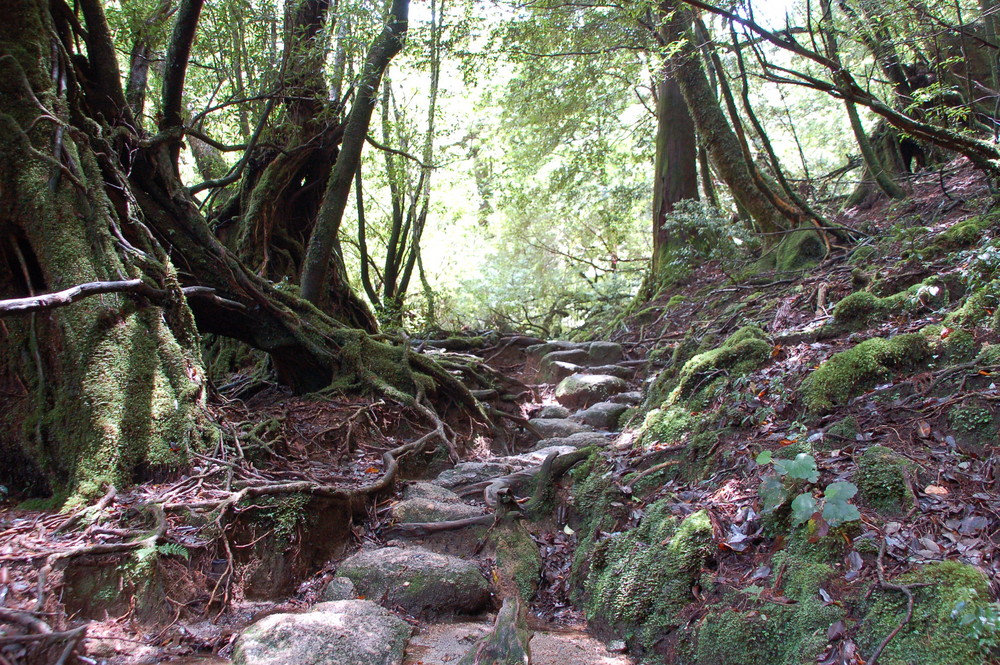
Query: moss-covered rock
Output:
[[854, 445, 913, 516], [945, 280, 1000, 330], [833, 279, 950, 328], [489, 520, 542, 603], [801, 334, 932, 413], [854, 560, 993, 665], [825, 415, 859, 446], [670, 326, 771, 404], [935, 213, 998, 251], [637, 407, 694, 448], [582, 506, 713, 651]]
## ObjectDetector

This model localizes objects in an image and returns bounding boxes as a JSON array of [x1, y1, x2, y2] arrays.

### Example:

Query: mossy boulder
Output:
[[637, 407, 694, 448], [754, 228, 827, 272], [801, 334, 931, 413], [854, 445, 913, 516], [945, 280, 1000, 330], [935, 212, 998, 251], [582, 506, 714, 652], [336, 547, 490, 617], [555, 374, 629, 409], [855, 560, 993, 665], [232, 599, 411, 665], [834, 279, 950, 328], [848, 244, 878, 266], [669, 326, 771, 405], [488, 520, 542, 603]]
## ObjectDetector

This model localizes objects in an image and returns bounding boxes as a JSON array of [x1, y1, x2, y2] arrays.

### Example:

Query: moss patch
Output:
[[669, 326, 771, 404], [854, 560, 992, 665], [854, 445, 913, 516], [935, 213, 998, 251], [801, 334, 932, 413], [489, 520, 542, 603]]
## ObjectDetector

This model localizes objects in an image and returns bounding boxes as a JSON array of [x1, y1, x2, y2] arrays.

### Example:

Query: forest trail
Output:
[[228, 338, 643, 664]]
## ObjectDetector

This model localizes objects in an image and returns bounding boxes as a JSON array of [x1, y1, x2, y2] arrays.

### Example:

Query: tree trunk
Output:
[[0, 0, 209, 497]]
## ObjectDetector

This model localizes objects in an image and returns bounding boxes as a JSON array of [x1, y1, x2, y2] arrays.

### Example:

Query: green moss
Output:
[[490, 521, 542, 603], [245, 493, 310, 543], [848, 244, 878, 265], [637, 407, 694, 447], [854, 446, 913, 516], [977, 343, 1000, 365], [826, 416, 858, 446], [801, 334, 932, 413], [948, 405, 994, 433], [691, 550, 843, 664], [834, 279, 950, 328], [772, 229, 827, 272], [583, 507, 713, 650], [666, 294, 687, 309], [943, 328, 980, 362], [670, 327, 771, 404], [945, 280, 1000, 329], [935, 213, 998, 251], [855, 561, 991, 665]]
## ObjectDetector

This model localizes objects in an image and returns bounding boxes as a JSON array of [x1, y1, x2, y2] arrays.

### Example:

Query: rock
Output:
[[588, 341, 624, 365], [585, 364, 633, 380], [538, 360, 583, 384], [530, 431, 612, 451], [336, 547, 490, 616], [402, 482, 464, 503], [528, 418, 595, 438], [526, 341, 586, 360], [569, 401, 629, 430], [609, 391, 642, 406], [541, 348, 590, 367], [535, 404, 571, 419], [391, 498, 484, 523], [434, 462, 516, 488], [232, 599, 410, 665], [321, 577, 356, 601], [502, 445, 576, 466], [555, 374, 628, 409]]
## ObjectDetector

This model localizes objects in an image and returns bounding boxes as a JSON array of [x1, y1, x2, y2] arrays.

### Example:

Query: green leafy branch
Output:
[[756, 451, 861, 528]]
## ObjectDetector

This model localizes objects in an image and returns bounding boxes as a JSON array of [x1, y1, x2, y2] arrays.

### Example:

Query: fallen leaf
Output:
[[925, 485, 949, 496]]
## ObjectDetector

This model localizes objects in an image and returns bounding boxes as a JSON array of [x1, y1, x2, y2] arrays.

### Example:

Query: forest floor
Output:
[[1, 157, 999, 664]]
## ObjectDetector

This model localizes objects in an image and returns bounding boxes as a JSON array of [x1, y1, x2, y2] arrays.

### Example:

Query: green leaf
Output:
[[773, 453, 820, 482], [755, 450, 773, 465], [791, 492, 818, 525], [759, 473, 787, 513], [822, 482, 861, 526]]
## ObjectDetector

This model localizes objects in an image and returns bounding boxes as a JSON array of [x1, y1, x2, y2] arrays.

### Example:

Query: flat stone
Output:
[[584, 364, 633, 380], [536, 404, 571, 419], [555, 374, 628, 409], [528, 418, 595, 438], [232, 599, 411, 665], [588, 341, 624, 364], [538, 360, 583, 384], [402, 482, 464, 503], [529, 431, 613, 451], [501, 445, 576, 466], [569, 401, 629, 430], [391, 498, 484, 523], [321, 577, 356, 601], [336, 547, 490, 617], [434, 462, 516, 489], [526, 341, 588, 359], [608, 391, 643, 406]]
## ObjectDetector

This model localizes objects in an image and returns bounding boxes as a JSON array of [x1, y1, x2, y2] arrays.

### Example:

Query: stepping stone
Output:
[[585, 364, 633, 380], [538, 360, 583, 383], [529, 431, 613, 451], [500, 445, 576, 466], [391, 498, 484, 523], [526, 341, 588, 359], [336, 547, 490, 617], [402, 482, 465, 503], [588, 341, 624, 364], [232, 599, 411, 665], [555, 374, 628, 409], [434, 462, 517, 489], [528, 418, 595, 438], [569, 401, 629, 430], [321, 576, 356, 601], [536, 404, 571, 419], [609, 391, 642, 406]]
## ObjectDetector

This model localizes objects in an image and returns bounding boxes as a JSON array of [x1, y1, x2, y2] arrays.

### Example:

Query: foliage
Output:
[[953, 588, 1000, 657], [756, 452, 860, 528], [658, 200, 759, 277]]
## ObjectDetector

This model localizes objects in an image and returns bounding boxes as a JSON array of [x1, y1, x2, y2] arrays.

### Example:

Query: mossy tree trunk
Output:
[[0, 0, 210, 497]]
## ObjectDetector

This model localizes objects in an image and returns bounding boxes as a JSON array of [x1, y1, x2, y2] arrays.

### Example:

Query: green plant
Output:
[[756, 451, 860, 528], [952, 588, 1000, 655]]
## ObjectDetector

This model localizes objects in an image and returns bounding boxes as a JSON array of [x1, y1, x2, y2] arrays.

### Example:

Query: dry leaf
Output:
[[925, 484, 949, 496]]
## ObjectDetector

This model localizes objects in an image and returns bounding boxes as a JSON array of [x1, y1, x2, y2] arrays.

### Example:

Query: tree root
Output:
[[867, 538, 932, 665]]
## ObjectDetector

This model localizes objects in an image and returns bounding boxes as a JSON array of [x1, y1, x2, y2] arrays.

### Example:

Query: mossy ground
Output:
[[854, 445, 913, 516]]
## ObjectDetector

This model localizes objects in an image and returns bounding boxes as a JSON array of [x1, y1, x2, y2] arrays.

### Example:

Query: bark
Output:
[[0, 0, 208, 496], [660, 2, 790, 236]]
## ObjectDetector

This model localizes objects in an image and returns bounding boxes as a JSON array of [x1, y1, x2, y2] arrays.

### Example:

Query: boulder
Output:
[[434, 462, 516, 489], [402, 482, 464, 503], [588, 341, 624, 365], [585, 364, 633, 380], [526, 341, 587, 360], [569, 401, 629, 430], [501, 445, 576, 466], [529, 431, 613, 451], [336, 547, 490, 616], [538, 360, 583, 384], [391, 498, 484, 523], [609, 391, 643, 406], [535, 404, 571, 419], [232, 599, 410, 665], [528, 418, 595, 438], [555, 374, 628, 409], [321, 577, 356, 601]]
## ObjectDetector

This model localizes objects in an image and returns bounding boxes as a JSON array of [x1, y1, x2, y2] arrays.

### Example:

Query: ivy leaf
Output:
[[756, 450, 773, 465], [822, 482, 861, 527], [759, 473, 787, 513], [773, 453, 820, 482], [791, 492, 818, 525]]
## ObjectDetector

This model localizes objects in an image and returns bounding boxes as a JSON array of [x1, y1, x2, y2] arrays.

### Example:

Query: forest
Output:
[[1, 0, 1000, 663]]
